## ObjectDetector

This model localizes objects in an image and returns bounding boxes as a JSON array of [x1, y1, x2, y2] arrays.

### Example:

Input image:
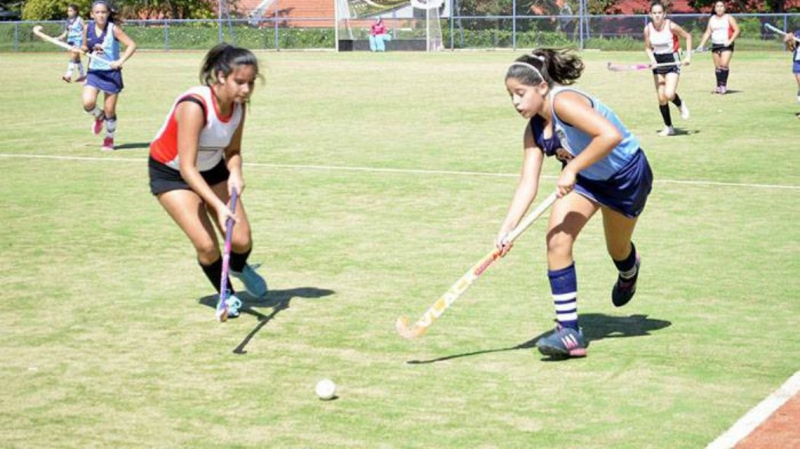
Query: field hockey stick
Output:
[[606, 61, 682, 72], [216, 189, 239, 323], [32, 25, 114, 64], [763, 23, 800, 43], [396, 191, 558, 340]]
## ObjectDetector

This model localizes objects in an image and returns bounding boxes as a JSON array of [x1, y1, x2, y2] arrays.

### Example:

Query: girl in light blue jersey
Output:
[[57, 4, 85, 83], [80, 0, 137, 151], [496, 49, 653, 360]]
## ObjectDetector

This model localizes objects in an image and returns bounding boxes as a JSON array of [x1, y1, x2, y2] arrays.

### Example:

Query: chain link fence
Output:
[[2, 12, 798, 52]]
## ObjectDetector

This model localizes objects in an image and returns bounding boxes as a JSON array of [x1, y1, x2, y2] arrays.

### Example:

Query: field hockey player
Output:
[[148, 43, 268, 320], [56, 4, 85, 83], [498, 49, 654, 359], [644, 1, 692, 137], [696, 0, 740, 94], [784, 28, 800, 105], [80, 0, 136, 151]]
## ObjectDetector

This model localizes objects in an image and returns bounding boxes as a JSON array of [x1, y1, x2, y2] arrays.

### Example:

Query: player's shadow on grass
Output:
[[112, 142, 150, 151], [405, 313, 671, 365], [653, 128, 697, 137], [198, 287, 335, 355]]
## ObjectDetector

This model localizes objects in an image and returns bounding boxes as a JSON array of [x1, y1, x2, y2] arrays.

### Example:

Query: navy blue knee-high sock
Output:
[[548, 263, 578, 331], [612, 242, 638, 279]]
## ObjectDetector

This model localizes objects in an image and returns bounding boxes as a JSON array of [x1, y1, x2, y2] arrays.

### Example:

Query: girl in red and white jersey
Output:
[[697, 1, 740, 94], [149, 43, 267, 319], [644, 1, 692, 136]]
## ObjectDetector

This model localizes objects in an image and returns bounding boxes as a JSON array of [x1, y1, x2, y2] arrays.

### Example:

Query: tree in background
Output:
[[21, 0, 222, 20], [118, 0, 222, 19]]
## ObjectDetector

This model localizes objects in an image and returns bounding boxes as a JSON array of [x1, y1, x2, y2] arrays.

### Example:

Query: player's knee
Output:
[[195, 240, 221, 263], [231, 228, 253, 252], [546, 232, 574, 259]]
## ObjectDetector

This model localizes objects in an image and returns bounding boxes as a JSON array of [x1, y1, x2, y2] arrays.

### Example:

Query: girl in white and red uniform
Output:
[[644, 1, 692, 136], [149, 43, 267, 320], [697, 1, 740, 94]]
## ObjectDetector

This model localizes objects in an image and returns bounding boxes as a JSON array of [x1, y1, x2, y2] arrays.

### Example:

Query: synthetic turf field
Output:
[[0, 50, 798, 448]]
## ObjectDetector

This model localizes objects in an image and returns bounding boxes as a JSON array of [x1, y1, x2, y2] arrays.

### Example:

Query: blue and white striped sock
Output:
[[548, 263, 578, 331]]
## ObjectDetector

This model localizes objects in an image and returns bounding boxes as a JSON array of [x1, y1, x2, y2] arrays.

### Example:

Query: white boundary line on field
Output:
[[706, 370, 800, 449], [1, 153, 799, 190]]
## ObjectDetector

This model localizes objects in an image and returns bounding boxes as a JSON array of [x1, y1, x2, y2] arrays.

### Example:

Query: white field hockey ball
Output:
[[315, 378, 336, 400]]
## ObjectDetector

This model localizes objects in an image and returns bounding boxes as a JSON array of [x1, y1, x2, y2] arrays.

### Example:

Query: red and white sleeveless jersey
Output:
[[709, 15, 733, 45], [647, 20, 679, 54], [150, 86, 243, 171]]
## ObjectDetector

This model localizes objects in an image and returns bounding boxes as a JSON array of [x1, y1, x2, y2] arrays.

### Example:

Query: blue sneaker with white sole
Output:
[[216, 293, 243, 322], [231, 264, 268, 298], [536, 325, 588, 358]]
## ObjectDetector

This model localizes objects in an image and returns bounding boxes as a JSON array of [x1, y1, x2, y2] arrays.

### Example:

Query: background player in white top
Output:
[[697, 1, 740, 94], [644, 1, 691, 136], [57, 4, 85, 83]]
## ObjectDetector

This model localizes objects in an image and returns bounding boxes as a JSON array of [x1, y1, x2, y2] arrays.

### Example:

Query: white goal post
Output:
[[335, 0, 447, 52]]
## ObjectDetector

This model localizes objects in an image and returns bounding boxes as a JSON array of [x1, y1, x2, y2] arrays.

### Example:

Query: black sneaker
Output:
[[612, 255, 640, 307], [536, 325, 587, 358]]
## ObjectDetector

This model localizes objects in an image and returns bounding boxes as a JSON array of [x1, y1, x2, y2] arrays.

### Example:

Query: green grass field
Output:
[[0, 49, 798, 448]]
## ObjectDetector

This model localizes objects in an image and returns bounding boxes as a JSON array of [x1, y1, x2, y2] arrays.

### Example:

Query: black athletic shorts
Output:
[[652, 52, 681, 76], [148, 156, 229, 196], [712, 43, 734, 54]]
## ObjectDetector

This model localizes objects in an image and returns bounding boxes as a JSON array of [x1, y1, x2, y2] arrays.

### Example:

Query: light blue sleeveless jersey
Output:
[[86, 22, 119, 71], [548, 86, 640, 181], [65, 17, 83, 44]]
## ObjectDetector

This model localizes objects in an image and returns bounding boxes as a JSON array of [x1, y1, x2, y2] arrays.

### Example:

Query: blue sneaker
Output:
[[612, 255, 641, 307], [536, 325, 587, 358], [231, 264, 268, 298], [216, 293, 243, 322]]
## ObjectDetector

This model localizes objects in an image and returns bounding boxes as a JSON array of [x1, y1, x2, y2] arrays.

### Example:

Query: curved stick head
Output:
[[396, 316, 426, 340], [33, 25, 42, 32]]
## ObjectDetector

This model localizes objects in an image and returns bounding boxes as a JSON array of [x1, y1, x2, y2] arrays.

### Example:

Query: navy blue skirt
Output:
[[86, 69, 124, 94], [574, 149, 653, 218]]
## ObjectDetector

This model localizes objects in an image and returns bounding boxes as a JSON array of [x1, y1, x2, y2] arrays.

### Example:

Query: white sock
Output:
[[105, 117, 117, 138], [87, 106, 104, 120]]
